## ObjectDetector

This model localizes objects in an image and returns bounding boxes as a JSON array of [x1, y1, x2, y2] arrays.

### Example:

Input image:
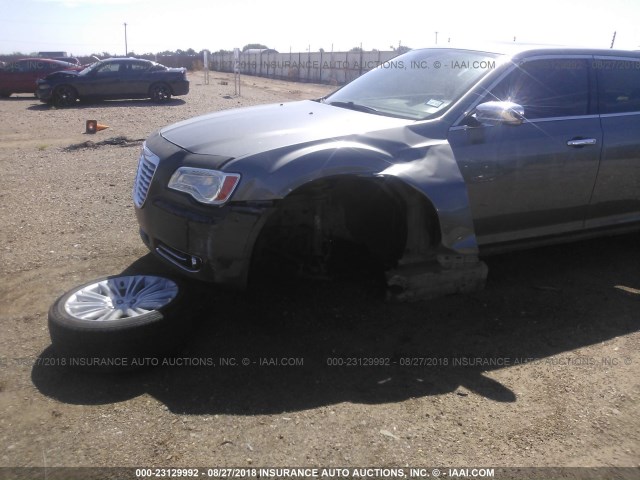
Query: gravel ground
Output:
[[0, 71, 638, 477]]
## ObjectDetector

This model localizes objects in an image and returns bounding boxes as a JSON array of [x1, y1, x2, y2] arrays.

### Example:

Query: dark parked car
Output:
[[130, 45, 640, 290], [0, 58, 78, 97], [36, 57, 189, 106]]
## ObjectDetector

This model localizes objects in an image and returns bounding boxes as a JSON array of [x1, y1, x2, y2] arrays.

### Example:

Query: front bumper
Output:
[[171, 80, 190, 97], [135, 197, 273, 289], [36, 83, 53, 102], [133, 131, 276, 288]]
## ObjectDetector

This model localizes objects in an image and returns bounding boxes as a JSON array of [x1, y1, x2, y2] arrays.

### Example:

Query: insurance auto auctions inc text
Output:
[[197, 467, 495, 478], [218, 59, 497, 71]]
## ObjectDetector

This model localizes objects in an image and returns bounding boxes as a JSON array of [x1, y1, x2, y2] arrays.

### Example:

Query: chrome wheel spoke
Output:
[[97, 309, 123, 322], [75, 290, 111, 303], [67, 305, 113, 320]]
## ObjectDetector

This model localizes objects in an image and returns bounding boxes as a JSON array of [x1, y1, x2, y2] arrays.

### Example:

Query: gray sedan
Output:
[[133, 46, 640, 290]]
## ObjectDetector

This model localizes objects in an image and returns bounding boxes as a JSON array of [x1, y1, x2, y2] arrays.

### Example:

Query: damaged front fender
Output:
[[228, 127, 479, 257], [379, 141, 479, 255]]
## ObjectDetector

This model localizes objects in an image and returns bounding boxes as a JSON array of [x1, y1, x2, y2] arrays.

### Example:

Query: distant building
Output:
[[38, 51, 69, 58], [37, 51, 80, 65], [243, 48, 279, 55]]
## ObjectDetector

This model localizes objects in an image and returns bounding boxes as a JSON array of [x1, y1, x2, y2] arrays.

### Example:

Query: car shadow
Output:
[[32, 233, 640, 413], [26, 98, 186, 111]]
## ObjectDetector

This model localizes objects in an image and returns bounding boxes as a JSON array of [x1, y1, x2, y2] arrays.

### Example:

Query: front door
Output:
[[448, 57, 602, 245]]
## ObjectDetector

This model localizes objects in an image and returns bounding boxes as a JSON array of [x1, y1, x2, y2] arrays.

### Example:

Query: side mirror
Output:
[[474, 101, 524, 126]]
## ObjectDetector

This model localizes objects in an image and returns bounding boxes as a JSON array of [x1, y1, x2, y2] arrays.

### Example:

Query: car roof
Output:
[[15, 57, 75, 64], [413, 43, 640, 59], [100, 57, 152, 63]]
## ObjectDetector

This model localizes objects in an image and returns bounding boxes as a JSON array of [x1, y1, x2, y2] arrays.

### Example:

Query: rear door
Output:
[[448, 56, 602, 244], [16, 60, 59, 93], [0, 61, 22, 93], [2, 60, 37, 93], [586, 56, 640, 227], [118, 60, 152, 96]]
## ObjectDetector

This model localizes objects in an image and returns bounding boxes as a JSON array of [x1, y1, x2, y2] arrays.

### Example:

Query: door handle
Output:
[[567, 138, 597, 147]]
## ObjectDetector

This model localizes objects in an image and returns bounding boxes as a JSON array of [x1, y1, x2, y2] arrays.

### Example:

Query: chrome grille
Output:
[[133, 144, 159, 208]]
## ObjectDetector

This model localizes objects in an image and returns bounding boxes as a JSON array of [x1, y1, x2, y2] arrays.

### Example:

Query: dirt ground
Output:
[[0, 71, 638, 477]]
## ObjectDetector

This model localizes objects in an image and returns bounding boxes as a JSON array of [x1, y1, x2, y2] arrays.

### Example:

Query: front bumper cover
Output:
[[135, 197, 274, 288], [134, 132, 273, 288]]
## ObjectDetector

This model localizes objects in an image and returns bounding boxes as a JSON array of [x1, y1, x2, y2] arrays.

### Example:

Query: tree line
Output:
[[3, 43, 412, 58]]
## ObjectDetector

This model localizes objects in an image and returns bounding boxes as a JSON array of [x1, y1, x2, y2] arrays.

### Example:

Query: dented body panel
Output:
[[160, 100, 479, 255]]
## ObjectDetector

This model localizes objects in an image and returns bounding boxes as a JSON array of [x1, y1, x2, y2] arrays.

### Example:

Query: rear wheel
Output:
[[52, 85, 77, 107], [149, 83, 172, 102]]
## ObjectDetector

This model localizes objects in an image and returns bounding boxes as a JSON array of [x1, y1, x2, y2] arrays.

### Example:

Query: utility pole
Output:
[[124, 22, 128, 56], [435, 31, 438, 45], [610, 31, 616, 49]]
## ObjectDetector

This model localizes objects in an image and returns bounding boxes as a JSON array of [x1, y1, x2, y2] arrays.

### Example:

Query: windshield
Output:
[[79, 62, 99, 76], [324, 49, 499, 120]]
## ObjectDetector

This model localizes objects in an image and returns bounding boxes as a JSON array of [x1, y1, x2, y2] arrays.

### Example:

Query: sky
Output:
[[1, 0, 639, 56]]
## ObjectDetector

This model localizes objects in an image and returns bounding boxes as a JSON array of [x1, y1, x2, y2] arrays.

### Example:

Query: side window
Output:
[[130, 61, 150, 72], [596, 59, 640, 114], [95, 63, 120, 75], [488, 59, 589, 119]]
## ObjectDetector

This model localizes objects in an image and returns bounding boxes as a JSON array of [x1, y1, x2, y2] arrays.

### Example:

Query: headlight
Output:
[[168, 167, 240, 205]]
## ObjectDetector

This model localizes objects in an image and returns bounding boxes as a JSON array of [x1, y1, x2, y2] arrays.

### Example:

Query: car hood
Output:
[[42, 70, 79, 81], [159, 100, 409, 158]]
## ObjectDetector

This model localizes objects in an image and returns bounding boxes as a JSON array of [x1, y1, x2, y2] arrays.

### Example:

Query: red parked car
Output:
[[0, 58, 79, 97]]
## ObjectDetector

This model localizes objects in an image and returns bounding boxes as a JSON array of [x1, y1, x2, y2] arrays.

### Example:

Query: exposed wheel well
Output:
[[250, 175, 441, 280]]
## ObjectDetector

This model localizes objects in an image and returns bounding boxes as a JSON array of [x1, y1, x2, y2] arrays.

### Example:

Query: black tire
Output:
[[48, 274, 193, 370], [149, 82, 172, 102], [52, 85, 77, 107]]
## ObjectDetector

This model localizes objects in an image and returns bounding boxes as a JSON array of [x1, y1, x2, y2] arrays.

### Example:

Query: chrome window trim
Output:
[[600, 111, 640, 118], [526, 114, 600, 123], [449, 113, 601, 131], [592, 55, 640, 62]]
